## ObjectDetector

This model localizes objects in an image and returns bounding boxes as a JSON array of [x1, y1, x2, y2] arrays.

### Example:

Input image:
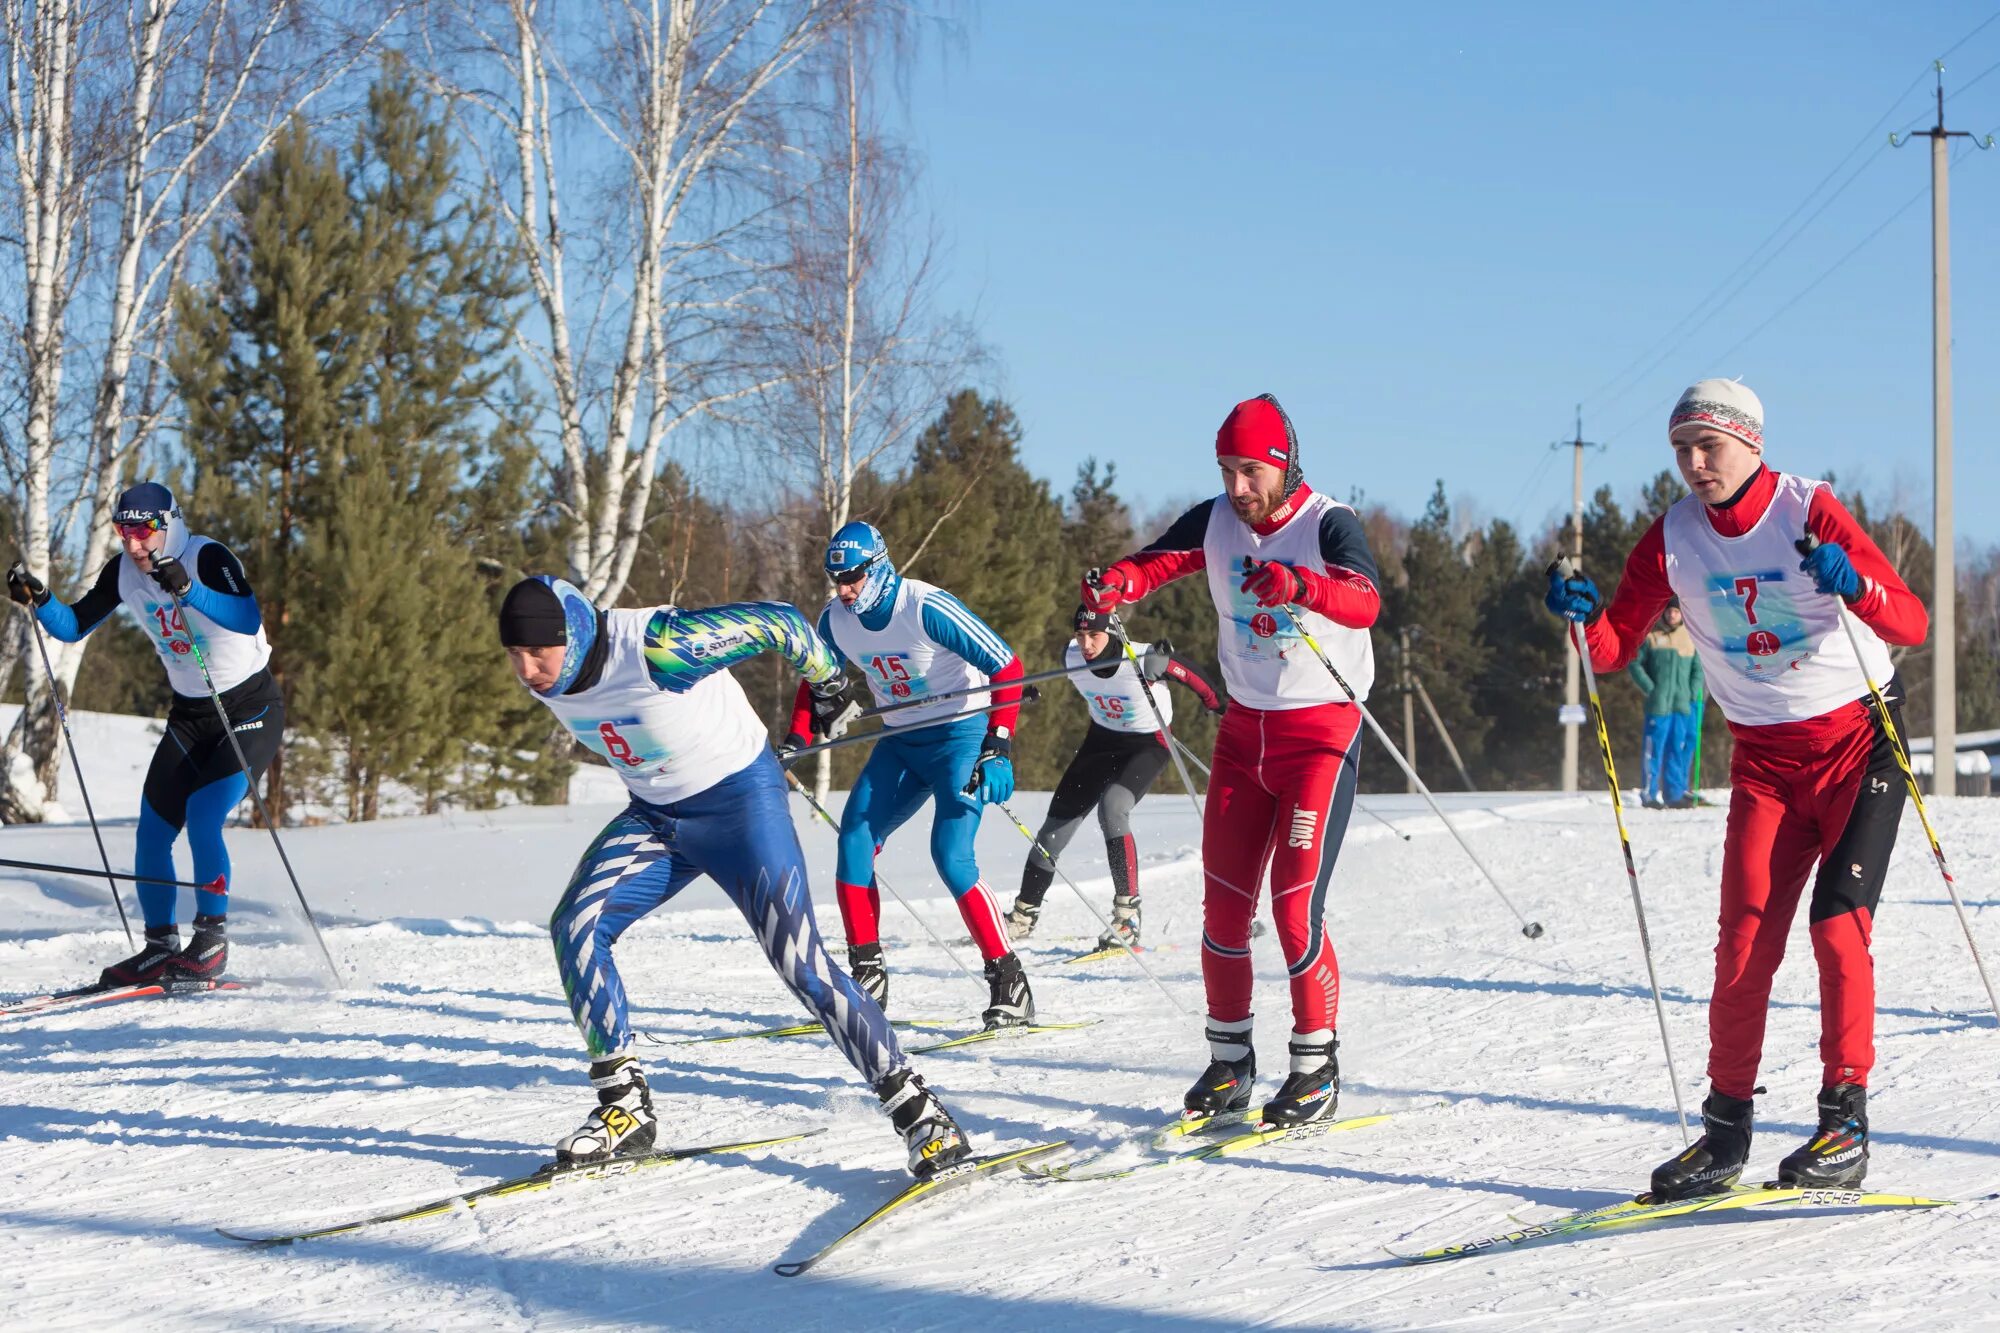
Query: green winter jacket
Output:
[[1627, 624, 1704, 717]]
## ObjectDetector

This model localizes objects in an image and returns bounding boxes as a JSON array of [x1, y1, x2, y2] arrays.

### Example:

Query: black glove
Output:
[[147, 554, 192, 597], [6, 562, 48, 608], [807, 676, 861, 739], [777, 732, 811, 768], [1139, 639, 1173, 682]]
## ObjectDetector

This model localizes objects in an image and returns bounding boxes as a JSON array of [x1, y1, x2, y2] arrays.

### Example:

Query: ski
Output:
[[906, 1020, 1099, 1054], [774, 1139, 1067, 1277], [1023, 1111, 1391, 1183], [1394, 1182, 1964, 1264], [0, 978, 250, 1019], [652, 1017, 963, 1046], [217, 1127, 828, 1247], [1064, 944, 1144, 966]]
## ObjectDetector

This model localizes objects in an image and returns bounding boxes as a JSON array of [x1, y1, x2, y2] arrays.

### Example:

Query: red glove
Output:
[[1080, 564, 1138, 614], [1240, 559, 1304, 608]]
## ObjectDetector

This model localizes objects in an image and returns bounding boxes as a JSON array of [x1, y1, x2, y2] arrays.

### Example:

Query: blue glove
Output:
[[1799, 540, 1861, 601], [959, 738, 1014, 807], [1543, 562, 1600, 623]]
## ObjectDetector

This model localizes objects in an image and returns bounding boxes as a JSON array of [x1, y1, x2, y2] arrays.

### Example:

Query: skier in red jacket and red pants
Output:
[[1547, 379, 1928, 1199], [1081, 394, 1383, 1130]]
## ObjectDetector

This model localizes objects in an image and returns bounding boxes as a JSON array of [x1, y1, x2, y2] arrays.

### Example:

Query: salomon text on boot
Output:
[[1777, 1083, 1868, 1188], [98, 925, 179, 988], [1184, 1016, 1256, 1121], [555, 1056, 659, 1164], [1649, 1089, 1755, 1201], [981, 952, 1035, 1028], [162, 915, 227, 985], [1260, 1030, 1339, 1129], [847, 943, 888, 1009], [875, 1066, 971, 1178]]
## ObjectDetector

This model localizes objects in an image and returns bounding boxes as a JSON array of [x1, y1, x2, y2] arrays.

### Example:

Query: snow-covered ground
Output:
[[3, 717, 1999, 1330]]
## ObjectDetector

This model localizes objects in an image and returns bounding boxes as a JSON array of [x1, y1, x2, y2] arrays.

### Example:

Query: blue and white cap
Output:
[[825, 520, 897, 616], [112, 481, 190, 559]]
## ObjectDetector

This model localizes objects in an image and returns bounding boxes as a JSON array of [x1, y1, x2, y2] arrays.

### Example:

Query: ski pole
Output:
[[0, 853, 220, 890], [782, 767, 983, 987], [1556, 559, 1692, 1143], [1796, 534, 2000, 1025], [10, 591, 134, 948], [1167, 731, 1410, 843], [1260, 587, 1545, 939], [854, 660, 1102, 723], [164, 581, 342, 987], [782, 689, 1040, 763], [1096, 594, 1204, 827], [992, 798, 1191, 1018]]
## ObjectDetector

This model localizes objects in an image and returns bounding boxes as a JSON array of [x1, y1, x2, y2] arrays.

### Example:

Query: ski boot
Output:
[[875, 1066, 971, 1178], [162, 915, 227, 984], [556, 1056, 659, 1164], [98, 925, 180, 988], [1183, 1016, 1256, 1122], [848, 943, 888, 1009], [980, 952, 1035, 1028], [1260, 1031, 1339, 1129], [1003, 897, 1040, 942], [1649, 1088, 1755, 1200], [1776, 1083, 1868, 1188], [1095, 894, 1141, 951]]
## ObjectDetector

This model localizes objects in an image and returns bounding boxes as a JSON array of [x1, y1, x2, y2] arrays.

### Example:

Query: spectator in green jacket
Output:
[[1628, 599, 1704, 809]]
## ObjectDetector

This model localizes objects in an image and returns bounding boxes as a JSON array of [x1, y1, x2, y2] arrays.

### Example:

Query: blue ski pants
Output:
[[1641, 710, 1696, 804], [549, 749, 901, 1083]]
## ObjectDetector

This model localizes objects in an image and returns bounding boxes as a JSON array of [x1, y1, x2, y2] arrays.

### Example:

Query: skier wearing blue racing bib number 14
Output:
[[783, 522, 1033, 1029], [498, 576, 972, 1179]]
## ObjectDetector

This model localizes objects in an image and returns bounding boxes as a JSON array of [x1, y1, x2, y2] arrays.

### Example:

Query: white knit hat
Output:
[[1668, 378, 1763, 451]]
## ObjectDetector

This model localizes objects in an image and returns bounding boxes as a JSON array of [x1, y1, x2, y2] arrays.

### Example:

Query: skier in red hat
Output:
[[1080, 394, 1382, 1130]]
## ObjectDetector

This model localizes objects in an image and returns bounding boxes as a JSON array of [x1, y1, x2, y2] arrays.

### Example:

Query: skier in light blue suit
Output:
[[783, 521, 1033, 1029], [500, 575, 970, 1178]]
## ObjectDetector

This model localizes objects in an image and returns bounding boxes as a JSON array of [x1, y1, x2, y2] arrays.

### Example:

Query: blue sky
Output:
[[896, 2, 2000, 548]]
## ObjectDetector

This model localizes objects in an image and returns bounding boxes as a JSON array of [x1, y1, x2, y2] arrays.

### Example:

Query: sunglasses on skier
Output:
[[113, 516, 168, 539], [829, 559, 876, 588]]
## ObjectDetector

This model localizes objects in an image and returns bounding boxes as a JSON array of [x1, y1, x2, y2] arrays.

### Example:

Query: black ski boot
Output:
[[1003, 897, 1040, 942], [1183, 1016, 1256, 1120], [1260, 1031, 1339, 1129], [162, 914, 227, 984], [981, 952, 1035, 1028], [874, 1066, 971, 1178], [1776, 1083, 1868, 1188], [98, 925, 179, 988], [1096, 894, 1141, 950], [848, 943, 888, 1010], [1649, 1089, 1755, 1201], [556, 1056, 658, 1164]]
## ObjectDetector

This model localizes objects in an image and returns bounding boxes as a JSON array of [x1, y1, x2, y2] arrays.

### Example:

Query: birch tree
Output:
[[0, 0, 395, 821], [435, 0, 848, 604]]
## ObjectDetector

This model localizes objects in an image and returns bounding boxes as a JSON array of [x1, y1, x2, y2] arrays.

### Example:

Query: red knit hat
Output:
[[1215, 393, 1302, 495]]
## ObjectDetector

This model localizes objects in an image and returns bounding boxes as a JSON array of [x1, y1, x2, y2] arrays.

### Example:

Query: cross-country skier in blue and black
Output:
[[783, 521, 1033, 1028], [7, 482, 279, 989], [499, 576, 972, 1176]]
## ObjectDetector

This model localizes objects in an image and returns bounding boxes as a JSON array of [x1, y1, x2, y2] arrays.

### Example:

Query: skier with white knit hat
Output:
[[1545, 378, 1928, 1199]]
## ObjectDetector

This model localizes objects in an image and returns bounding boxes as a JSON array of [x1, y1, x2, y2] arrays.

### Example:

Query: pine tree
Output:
[[1469, 518, 1564, 787]]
